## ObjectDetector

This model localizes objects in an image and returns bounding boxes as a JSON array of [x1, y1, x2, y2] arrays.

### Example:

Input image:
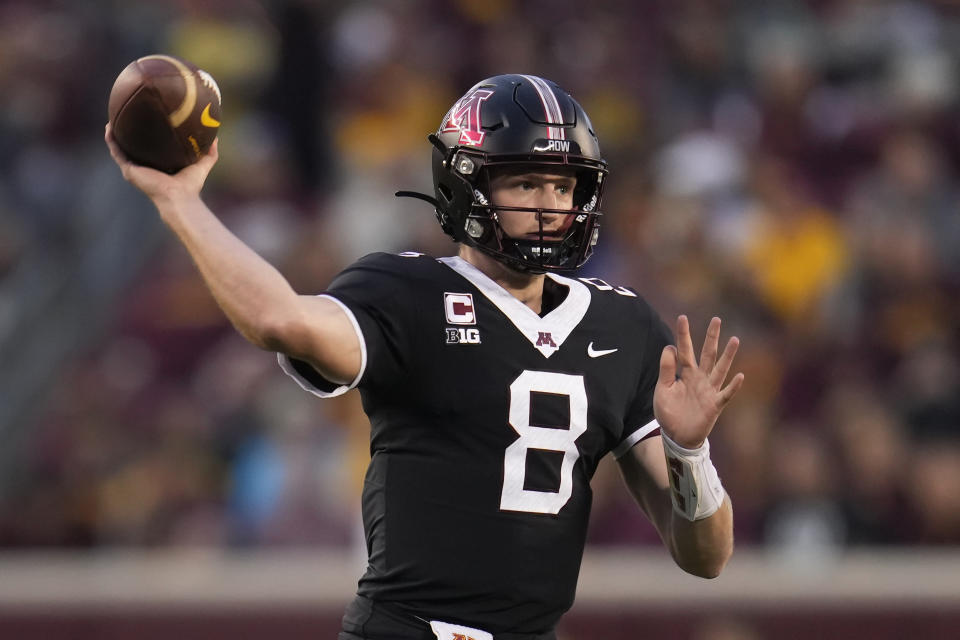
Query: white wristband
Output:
[[661, 432, 726, 521]]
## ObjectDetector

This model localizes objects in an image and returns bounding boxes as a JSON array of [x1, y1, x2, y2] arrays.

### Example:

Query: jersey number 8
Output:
[[500, 370, 587, 515]]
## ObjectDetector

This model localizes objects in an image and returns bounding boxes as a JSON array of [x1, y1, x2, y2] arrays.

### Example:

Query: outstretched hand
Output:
[[654, 315, 744, 449], [104, 123, 218, 206]]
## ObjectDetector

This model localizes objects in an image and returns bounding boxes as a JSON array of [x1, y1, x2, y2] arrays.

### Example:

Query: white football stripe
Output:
[[139, 54, 197, 128]]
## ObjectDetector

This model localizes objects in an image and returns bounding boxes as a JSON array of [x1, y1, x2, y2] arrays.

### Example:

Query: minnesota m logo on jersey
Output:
[[536, 331, 557, 348]]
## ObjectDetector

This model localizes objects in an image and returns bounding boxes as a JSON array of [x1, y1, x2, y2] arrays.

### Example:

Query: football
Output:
[[108, 54, 222, 174]]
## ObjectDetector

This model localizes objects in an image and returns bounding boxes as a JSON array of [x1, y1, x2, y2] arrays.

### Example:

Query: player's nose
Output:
[[533, 188, 565, 218], [536, 187, 560, 211]]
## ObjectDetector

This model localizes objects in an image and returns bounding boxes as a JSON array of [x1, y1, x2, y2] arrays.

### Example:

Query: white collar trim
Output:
[[438, 256, 590, 358]]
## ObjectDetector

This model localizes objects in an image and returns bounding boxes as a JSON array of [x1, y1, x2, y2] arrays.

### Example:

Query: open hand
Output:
[[104, 122, 218, 206], [654, 315, 744, 449]]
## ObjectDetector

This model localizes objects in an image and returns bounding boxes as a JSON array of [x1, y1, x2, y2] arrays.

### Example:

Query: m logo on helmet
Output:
[[441, 88, 494, 146]]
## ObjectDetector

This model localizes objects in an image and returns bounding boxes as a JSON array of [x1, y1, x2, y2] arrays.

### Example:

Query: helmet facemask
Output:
[[458, 158, 605, 273]]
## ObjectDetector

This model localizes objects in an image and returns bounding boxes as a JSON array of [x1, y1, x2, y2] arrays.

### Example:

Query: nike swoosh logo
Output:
[[200, 103, 220, 127], [587, 342, 618, 358]]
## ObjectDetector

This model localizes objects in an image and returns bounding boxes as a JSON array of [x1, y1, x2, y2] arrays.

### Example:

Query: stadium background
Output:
[[1, 0, 959, 638]]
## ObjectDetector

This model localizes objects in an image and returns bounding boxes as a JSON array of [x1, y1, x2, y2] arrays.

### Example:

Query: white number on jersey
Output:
[[579, 277, 637, 297], [500, 370, 587, 514]]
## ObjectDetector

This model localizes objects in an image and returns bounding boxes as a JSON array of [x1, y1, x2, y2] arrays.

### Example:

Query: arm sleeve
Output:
[[613, 304, 674, 458], [277, 253, 416, 398]]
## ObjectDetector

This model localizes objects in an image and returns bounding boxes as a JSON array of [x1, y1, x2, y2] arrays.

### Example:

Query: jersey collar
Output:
[[438, 256, 590, 358]]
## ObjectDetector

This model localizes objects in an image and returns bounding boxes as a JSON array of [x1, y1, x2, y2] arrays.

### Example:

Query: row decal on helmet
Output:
[[440, 88, 494, 146], [521, 75, 565, 141]]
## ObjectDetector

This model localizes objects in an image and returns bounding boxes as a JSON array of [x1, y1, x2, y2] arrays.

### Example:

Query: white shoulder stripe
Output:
[[613, 420, 661, 458], [277, 294, 366, 398]]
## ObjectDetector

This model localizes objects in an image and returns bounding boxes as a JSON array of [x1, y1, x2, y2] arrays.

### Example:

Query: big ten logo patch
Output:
[[446, 327, 481, 344], [444, 292, 476, 324]]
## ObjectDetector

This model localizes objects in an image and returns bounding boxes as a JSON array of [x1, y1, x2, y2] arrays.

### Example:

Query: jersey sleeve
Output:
[[278, 252, 418, 398], [612, 304, 674, 458]]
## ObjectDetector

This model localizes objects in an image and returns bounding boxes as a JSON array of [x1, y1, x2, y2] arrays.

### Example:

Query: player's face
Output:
[[487, 167, 578, 240]]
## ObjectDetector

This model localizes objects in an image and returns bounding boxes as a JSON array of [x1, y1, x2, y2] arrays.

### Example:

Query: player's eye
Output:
[[519, 180, 535, 191]]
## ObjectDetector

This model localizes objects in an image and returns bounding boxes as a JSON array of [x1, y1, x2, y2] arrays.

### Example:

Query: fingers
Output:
[[194, 137, 219, 172], [699, 316, 721, 372], [658, 345, 678, 386], [105, 123, 155, 184], [710, 335, 740, 389], [675, 315, 697, 368], [104, 122, 130, 167], [718, 372, 745, 406]]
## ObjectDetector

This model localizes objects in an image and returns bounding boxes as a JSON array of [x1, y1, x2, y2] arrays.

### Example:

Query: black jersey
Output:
[[279, 252, 672, 635]]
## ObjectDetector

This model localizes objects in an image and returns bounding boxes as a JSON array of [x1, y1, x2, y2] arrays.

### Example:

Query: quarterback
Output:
[[106, 74, 743, 640]]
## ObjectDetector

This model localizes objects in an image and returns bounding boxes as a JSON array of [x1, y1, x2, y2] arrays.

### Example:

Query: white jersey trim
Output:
[[438, 256, 590, 358], [276, 294, 367, 398], [613, 419, 660, 459]]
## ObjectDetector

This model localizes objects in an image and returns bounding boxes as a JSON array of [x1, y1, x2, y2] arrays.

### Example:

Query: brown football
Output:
[[108, 54, 222, 174]]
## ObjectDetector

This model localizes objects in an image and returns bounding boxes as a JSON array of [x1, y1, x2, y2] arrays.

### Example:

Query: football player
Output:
[[106, 74, 743, 640]]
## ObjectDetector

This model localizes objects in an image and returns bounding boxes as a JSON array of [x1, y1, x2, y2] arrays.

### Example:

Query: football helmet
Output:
[[398, 74, 607, 273]]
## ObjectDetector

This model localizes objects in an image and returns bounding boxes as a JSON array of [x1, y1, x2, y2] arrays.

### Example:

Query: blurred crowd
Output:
[[1, 0, 959, 557]]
